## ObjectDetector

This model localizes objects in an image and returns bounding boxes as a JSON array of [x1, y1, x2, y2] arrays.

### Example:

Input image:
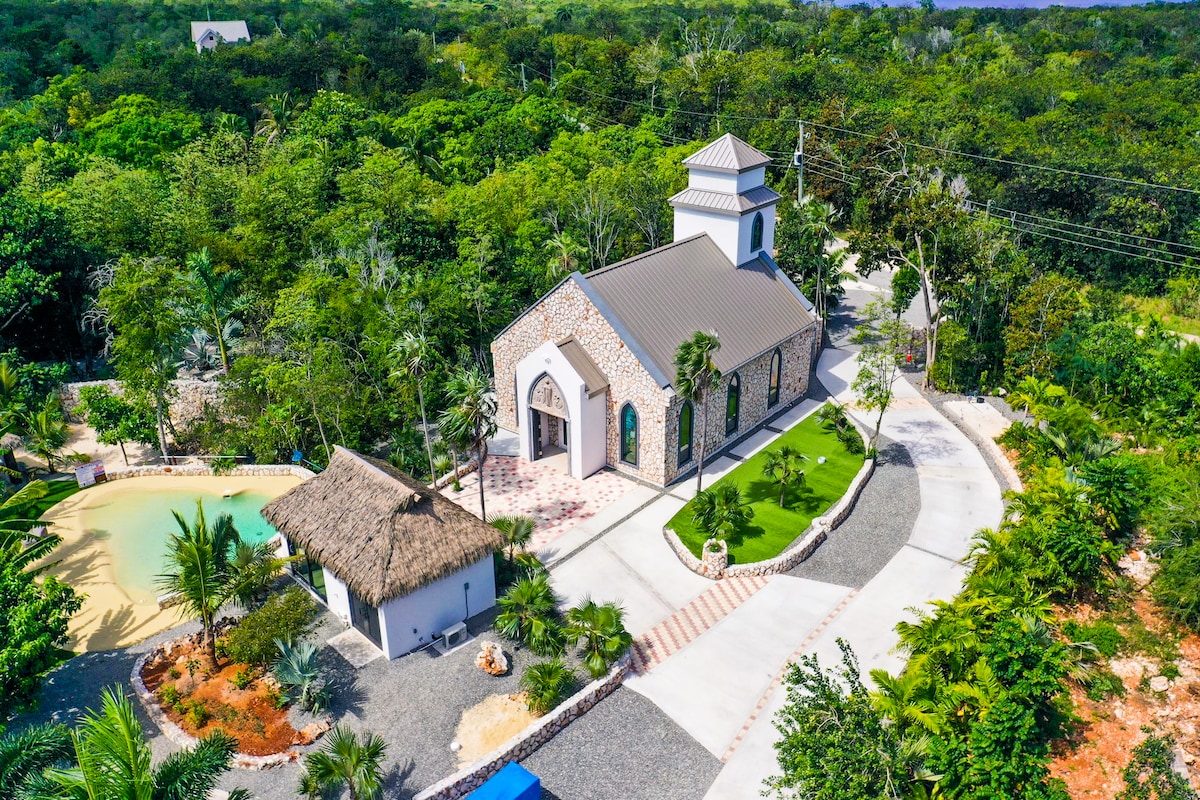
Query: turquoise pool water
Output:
[[80, 487, 282, 605]]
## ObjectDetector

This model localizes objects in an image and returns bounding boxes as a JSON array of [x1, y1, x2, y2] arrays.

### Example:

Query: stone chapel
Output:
[[490, 133, 820, 486]]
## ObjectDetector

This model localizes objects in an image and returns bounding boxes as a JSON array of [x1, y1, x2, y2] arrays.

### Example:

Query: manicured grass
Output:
[[667, 412, 865, 565], [1126, 295, 1200, 337], [32, 478, 84, 521]]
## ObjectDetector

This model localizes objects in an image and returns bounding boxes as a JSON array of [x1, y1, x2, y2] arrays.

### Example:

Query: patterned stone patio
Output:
[[442, 455, 639, 551]]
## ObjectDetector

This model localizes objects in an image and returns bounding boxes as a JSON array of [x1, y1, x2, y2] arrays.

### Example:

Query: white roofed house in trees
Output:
[[190, 20, 251, 53]]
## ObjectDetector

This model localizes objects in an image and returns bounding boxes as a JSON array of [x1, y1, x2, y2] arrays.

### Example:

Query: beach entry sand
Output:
[[40, 474, 302, 652], [453, 693, 538, 766]]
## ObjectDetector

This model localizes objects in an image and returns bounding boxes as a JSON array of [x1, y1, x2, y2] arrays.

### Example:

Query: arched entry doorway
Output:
[[529, 373, 570, 472]]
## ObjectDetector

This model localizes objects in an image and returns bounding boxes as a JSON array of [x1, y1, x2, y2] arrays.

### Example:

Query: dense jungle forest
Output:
[[0, 0, 1198, 467]]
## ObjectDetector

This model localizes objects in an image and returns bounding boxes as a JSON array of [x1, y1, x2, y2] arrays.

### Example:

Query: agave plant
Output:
[[520, 658, 576, 716], [274, 639, 332, 714]]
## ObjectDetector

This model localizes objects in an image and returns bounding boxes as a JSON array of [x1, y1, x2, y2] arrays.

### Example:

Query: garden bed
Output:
[[138, 625, 323, 757], [667, 413, 865, 564]]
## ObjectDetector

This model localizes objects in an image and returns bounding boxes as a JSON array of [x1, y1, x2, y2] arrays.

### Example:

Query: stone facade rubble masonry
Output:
[[59, 379, 222, 427]]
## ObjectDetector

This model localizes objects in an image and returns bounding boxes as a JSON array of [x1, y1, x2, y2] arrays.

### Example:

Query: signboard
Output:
[[74, 460, 107, 488]]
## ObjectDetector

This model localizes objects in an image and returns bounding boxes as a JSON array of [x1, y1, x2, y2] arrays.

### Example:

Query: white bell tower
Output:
[[668, 134, 782, 266]]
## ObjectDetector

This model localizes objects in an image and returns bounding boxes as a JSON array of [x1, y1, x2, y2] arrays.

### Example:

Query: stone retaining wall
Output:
[[103, 464, 314, 481], [130, 645, 298, 771], [413, 655, 630, 800], [59, 379, 222, 426], [663, 408, 875, 580]]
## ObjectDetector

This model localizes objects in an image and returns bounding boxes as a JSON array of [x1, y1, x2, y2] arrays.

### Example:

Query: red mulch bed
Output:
[[140, 637, 310, 757]]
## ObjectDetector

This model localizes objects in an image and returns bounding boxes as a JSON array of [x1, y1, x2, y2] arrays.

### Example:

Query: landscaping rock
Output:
[[475, 641, 509, 676], [294, 720, 331, 745], [1152, 675, 1171, 693]]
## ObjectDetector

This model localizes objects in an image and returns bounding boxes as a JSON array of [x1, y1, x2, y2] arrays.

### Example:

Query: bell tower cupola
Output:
[[669, 133, 782, 266]]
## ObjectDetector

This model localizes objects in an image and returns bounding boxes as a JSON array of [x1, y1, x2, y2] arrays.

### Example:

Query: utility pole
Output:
[[796, 119, 805, 205], [520, 63, 527, 92]]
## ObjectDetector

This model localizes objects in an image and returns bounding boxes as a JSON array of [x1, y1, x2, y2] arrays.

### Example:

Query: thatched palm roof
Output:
[[261, 447, 503, 606]]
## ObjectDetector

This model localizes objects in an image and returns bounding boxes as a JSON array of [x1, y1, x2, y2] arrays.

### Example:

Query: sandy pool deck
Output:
[[41, 474, 303, 653]]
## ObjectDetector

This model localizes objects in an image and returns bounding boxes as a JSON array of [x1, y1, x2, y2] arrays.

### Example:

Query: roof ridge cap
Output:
[[584, 234, 712, 277]]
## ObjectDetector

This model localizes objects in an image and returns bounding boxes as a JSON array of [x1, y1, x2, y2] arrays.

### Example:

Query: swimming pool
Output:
[[81, 487, 282, 605]]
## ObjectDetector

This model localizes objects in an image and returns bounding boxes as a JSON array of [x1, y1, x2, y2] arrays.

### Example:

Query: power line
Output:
[[979, 202, 1200, 255], [522, 63, 1200, 198]]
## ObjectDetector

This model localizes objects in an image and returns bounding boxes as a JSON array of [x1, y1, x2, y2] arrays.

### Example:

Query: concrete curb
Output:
[[105, 464, 315, 481], [413, 655, 630, 800]]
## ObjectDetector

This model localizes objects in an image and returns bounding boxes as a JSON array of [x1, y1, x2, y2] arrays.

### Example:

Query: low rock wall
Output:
[[103, 464, 314, 481], [662, 410, 875, 580], [58, 379, 222, 425], [413, 656, 630, 800]]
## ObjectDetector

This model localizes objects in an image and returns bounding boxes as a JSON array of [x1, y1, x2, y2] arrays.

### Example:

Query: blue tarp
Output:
[[468, 762, 541, 800]]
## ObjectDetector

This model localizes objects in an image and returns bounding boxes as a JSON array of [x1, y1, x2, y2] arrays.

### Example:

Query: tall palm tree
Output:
[[544, 231, 582, 281], [674, 331, 721, 494], [0, 480, 58, 570], [692, 484, 754, 541], [22, 398, 70, 473], [391, 331, 437, 483], [438, 365, 498, 519], [157, 502, 284, 668], [564, 597, 633, 679], [253, 92, 300, 144], [38, 686, 247, 800], [299, 726, 387, 800], [761, 445, 809, 507], [186, 248, 246, 374]]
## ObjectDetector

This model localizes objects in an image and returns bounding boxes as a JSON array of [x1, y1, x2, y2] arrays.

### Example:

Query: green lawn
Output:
[[31, 478, 84, 521], [1126, 295, 1200, 337], [667, 412, 865, 565]]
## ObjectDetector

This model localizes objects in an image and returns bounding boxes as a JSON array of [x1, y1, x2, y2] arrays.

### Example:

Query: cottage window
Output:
[[287, 537, 327, 603], [726, 375, 741, 435], [679, 401, 694, 466], [620, 403, 638, 465], [768, 348, 782, 408]]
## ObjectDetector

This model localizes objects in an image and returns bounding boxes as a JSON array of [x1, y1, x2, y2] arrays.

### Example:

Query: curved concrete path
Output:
[[699, 346, 1003, 799]]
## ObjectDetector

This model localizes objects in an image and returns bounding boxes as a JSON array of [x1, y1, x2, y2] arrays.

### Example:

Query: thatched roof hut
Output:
[[262, 446, 503, 607]]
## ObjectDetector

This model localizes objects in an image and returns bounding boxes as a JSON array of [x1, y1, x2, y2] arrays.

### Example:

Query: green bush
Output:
[[520, 658, 576, 715], [836, 425, 865, 455], [1085, 668, 1127, 702], [229, 667, 255, 690], [1062, 619, 1124, 658], [223, 587, 318, 666], [185, 699, 210, 728], [158, 684, 181, 707]]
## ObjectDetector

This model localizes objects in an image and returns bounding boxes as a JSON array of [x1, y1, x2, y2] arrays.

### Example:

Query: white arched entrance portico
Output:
[[514, 341, 608, 480]]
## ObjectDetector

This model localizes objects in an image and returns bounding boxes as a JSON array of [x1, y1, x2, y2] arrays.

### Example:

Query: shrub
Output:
[[564, 598, 632, 679], [521, 659, 576, 715], [229, 667, 255, 690], [496, 575, 564, 656], [159, 684, 181, 707], [167, 666, 180, 680], [1062, 619, 1124, 659], [1085, 668, 1127, 702], [223, 587, 318, 666], [185, 699, 210, 728], [836, 425, 865, 455], [273, 639, 332, 714]]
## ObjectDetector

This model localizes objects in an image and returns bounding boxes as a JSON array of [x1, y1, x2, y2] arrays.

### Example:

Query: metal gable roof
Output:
[[190, 20, 250, 43], [681, 133, 772, 173], [580, 234, 816, 385]]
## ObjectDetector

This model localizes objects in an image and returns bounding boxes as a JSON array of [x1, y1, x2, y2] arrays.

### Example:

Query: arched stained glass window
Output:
[[726, 375, 740, 436], [768, 348, 782, 408], [620, 403, 638, 465], [750, 212, 764, 251], [679, 401, 694, 466]]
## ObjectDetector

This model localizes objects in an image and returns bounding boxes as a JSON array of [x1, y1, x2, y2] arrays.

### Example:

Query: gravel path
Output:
[[521, 687, 721, 800], [785, 434, 921, 588]]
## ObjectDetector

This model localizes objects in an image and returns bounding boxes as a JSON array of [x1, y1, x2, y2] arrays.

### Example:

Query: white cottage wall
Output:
[[687, 168, 737, 192], [377, 557, 496, 659], [322, 572, 353, 627], [736, 167, 767, 193]]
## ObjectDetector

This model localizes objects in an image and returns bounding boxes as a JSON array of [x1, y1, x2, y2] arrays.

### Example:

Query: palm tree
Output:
[[157, 501, 285, 668], [674, 331, 721, 494], [544, 231, 582, 281], [496, 574, 563, 656], [299, 726, 387, 800], [761, 445, 809, 507], [0, 480, 59, 570], [253, 92, 300, 144], [22, 397, 70, 473], [40, 686, 247, 800], [491, 514, 535, 563], [0, 722, 73, 791], [186, 248, 247, 374], [521, 658, 576, 715], [438, 364, 498, 519], [1007, 376, 1066, 423], [564, 597, 633, 679], [692, 484, 754, 541], [391, 331, 437, 483]]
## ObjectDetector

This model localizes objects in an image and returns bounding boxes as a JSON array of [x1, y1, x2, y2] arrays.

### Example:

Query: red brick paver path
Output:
[[630, 576, 770, 674], [442, 456, 637, 551]]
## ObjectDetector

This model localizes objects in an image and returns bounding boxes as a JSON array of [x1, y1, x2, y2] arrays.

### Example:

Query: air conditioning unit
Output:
[[440, 621, 468, 650]]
